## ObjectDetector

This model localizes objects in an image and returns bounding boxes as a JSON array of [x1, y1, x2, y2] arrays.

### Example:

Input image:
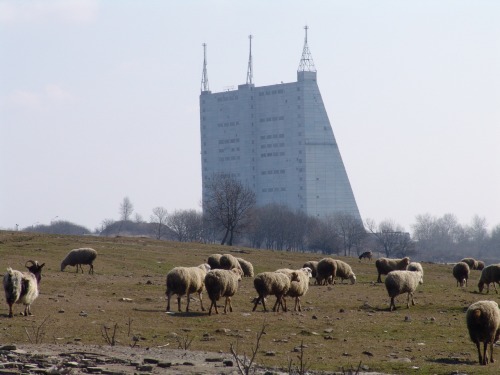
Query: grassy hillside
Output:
[[0, 231, 498, 374]]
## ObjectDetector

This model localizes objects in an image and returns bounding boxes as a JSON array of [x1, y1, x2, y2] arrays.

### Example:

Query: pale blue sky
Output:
[[1, 0, 499, 233]]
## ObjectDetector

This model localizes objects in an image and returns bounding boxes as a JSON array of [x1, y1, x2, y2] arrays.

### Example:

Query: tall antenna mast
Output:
[[201, 43, 209, 92], [246, 35, 253, 85], [298, 26, 316, 72]]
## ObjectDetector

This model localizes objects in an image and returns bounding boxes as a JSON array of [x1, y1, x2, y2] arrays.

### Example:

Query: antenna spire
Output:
[[246, 35, 253, 85], [201, 43, 209, 92], [298, 26, 316, 72]]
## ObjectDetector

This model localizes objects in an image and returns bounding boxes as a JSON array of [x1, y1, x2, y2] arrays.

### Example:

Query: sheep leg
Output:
[[178, 296, 183, 312], [198, 291, 205, 311], [166, 293, 171, 311], [389, 297, 396, 311], [483, 342, 488, 365], [253, 296, 266, 312], [475, 341, 483, 365], [377, 273, 382, 283], [490, 340, 495, 363], [295, 297, 301, 312], [89, 264, 94, 275], [208, 300, 215, 316], [8, 304, 13, 318], [493, 283, 498, 294], [224, 296, 232, 313]]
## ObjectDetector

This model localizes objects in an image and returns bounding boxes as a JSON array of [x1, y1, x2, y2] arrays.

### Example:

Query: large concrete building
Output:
[[199, 28, 361, 221]]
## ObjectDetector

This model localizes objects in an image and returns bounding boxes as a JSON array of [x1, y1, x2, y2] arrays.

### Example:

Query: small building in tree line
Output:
[[199, 27, 361, 222]]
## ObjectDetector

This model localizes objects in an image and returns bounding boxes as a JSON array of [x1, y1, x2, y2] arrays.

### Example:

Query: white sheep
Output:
[[303, 261, 318, 279], [407, 262, 424, 283], [452, 262, 470, 287], [165, 263, 211, 312], [333, 260, 356, 284], [375, 257, 410, 283], [219, 254, 243, 273], [460, 257, 479, 270], [61, 248, 97, 274], [204, 268, 242, 315], [252, 271, 300, 312], [384, 269, 423, 311], [276, 267, 312, 311], [478, 265, 500, 294], [466, 300, 500, 365], [316, 258, 337, 285], [207, 254, 222, 270], [236, 257, 254, 277], [3, 260, 45, 318]]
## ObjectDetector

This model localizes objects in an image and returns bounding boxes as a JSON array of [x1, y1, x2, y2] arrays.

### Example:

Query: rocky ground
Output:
[[0, 344, 264, 375], [0, 344, 388, 375]]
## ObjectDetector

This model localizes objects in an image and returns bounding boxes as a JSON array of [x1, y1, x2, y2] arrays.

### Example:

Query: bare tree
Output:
[[333, 213, 366, 257], [203, 173, 256, 246], [119, 197, 134, 221], [367, 219, 414, 257], [167, 209, 204, 242], [150, 207, 168, 240]]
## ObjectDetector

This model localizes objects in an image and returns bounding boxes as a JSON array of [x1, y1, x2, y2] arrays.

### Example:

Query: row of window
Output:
[[261, 151, 285, 158], [217, 121, 239, 127], [258, 89, 284, 96], [260, 134, 285, 140], [217, 95, 238, 102], [262, 187, 287, 192], [218, 138, 240, 145], [259, 116, 285, 122], [218, 147, 240, 153], [261, 169, 285, 175], [218, 156, 241, 161], [260, 142, 285, 149]]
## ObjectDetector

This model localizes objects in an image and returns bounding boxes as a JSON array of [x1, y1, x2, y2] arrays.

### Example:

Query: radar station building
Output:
[[199, 27, 361, 221]]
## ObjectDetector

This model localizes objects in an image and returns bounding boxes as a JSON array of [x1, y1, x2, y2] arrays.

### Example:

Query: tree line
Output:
[[21, 174, 500, 263]]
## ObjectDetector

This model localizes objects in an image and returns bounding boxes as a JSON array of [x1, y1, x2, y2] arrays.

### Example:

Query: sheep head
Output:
[[25, 260, 45, 284]]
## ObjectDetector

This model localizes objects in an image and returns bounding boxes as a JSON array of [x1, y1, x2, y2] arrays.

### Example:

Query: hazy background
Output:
[[1, 0, 499, 233]]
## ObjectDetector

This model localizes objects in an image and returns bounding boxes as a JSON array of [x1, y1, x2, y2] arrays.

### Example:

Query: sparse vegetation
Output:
[[0, 231, 499, 374]]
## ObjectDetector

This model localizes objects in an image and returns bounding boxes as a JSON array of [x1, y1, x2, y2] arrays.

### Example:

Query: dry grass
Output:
[[0, 231, 499, 374]]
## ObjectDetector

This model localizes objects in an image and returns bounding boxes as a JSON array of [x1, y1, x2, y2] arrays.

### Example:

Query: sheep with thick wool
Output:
[[303, 261, 318, 278], [165, 263, 211, 312], [384, 269, 423, 311], [236, 257, 254, 277], [207, 254, 222, 270], [204, 268, 242, 315], [252, 271, 300, 312], [316, 258, 337, 285], [466, 300, 500, 365], [333, 259, 356, 284], [453, 262, 470, 287], [478, 265, 500, 294], [3, 260, 45, 318], [407, 262, 424, 283], [219, 254, 243, 273], [461, 257, 479, 270], [375, 257, 410, 283], [61, 248, 97, 274], [477, 261, 486, 271], [276, 267, 312, 311]]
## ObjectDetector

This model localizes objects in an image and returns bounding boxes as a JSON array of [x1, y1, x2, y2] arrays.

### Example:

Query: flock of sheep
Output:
[[3, 246, 500, 366]]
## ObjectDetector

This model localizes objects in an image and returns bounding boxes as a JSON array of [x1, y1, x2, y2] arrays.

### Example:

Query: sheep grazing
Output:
[[453, 262, 470, 287], [466, 300, 500, 365], [276, 267, 312, 311], [165, 263, 211, 312], [333, 260, 356, 285], [460, 257, 479, 270], [384, 269, 423, 311], [219, 254, 243, 273], [477, 261, 485, 271], [478, 265, 500, 294], [236, 257, 254, 277], [3, 260, 45, 318], [375, 257, 410, 283], [61, 248, 97, 274], [407, 262, 424, 283], [204, 268, 242, 315], [303, 261, 318, 280], [358, 251, 373, 261], [252, 271, 300, 312], [316, 258, 337, 285], [207, 254, 222, 270]]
